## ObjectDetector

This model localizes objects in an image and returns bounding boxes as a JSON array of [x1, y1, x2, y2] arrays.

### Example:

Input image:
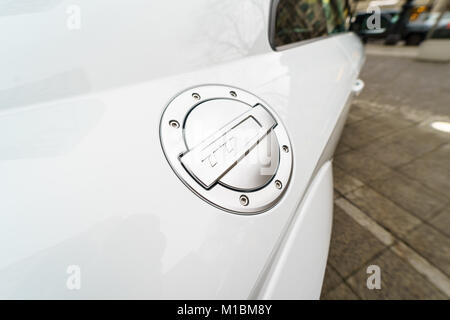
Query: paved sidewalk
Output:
[[364, 43, 419, 59], [321, 51, 450, 299]]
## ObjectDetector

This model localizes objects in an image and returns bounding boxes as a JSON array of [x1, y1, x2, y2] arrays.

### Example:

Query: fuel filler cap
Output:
[[160, 85, 293, 214]]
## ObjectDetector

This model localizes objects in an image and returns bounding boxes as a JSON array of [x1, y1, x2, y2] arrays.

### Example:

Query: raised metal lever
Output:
[[180, 104, 277, 189]]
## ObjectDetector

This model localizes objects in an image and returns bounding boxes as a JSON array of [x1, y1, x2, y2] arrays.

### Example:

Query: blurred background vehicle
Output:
[[350, 0, 449, 45], [404, 11, 450, 45]]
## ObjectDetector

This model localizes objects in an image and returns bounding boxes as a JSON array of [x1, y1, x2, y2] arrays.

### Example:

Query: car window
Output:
[[322, 0, 349, 34], [271, 0, 350, 48]]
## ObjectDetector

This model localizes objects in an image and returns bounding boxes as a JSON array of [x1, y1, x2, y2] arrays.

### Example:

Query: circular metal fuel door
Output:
[[160, 85, 293, 214]]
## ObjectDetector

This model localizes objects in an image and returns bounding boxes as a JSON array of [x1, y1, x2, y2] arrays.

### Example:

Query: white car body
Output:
[[0, 0, 364, 299]]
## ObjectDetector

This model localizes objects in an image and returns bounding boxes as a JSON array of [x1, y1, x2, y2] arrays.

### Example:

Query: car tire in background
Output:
[[405, 33, 425, 45], [385, 33, 401, 45]]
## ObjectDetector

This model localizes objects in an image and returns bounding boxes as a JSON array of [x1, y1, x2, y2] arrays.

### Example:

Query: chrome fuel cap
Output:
[[183, 99, 280, 191], [160, 85, 293, 214]]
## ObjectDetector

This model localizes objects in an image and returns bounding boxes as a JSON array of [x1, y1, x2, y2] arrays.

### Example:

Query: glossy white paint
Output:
[[0, 1, 364, 298], [257, 161, 334, 299]]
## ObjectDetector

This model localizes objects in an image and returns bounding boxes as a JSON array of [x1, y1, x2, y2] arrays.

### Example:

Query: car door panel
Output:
[[0, 0, 364, 299]]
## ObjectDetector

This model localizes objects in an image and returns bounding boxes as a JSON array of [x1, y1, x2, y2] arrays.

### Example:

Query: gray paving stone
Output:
[[333, 189, 341, 200], [347, 249, 447, 300], [345, 186, 422, 239], [391, 242, 450, 296], [333, 166, 364, 195], [340, 123, 375, 148], [346, 102, 380, 124], [321, 282, 359, 300], [358, 140, 414, 167], [418, 116, 450, 140], [400, 144, 450, 198], [358, 122, 448, 167], [358, 56, 450, 117], [380, 126, 448, 159], [334, 150, 394, 183], [369, 172, 448, 221], [321, 264, 343, 296], [404, 224, 450, 277], [429, 207, 450, 237], [327, 206, 387, 279], [385, 106, 432, 124], [334, 140, 351, 156], [346, 112, 413, 143]]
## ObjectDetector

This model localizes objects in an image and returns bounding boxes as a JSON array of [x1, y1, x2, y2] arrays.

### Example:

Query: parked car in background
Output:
[[350, 6, 450, 46], [0, 0, 364, 299], [403, 11, 450, 45]]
